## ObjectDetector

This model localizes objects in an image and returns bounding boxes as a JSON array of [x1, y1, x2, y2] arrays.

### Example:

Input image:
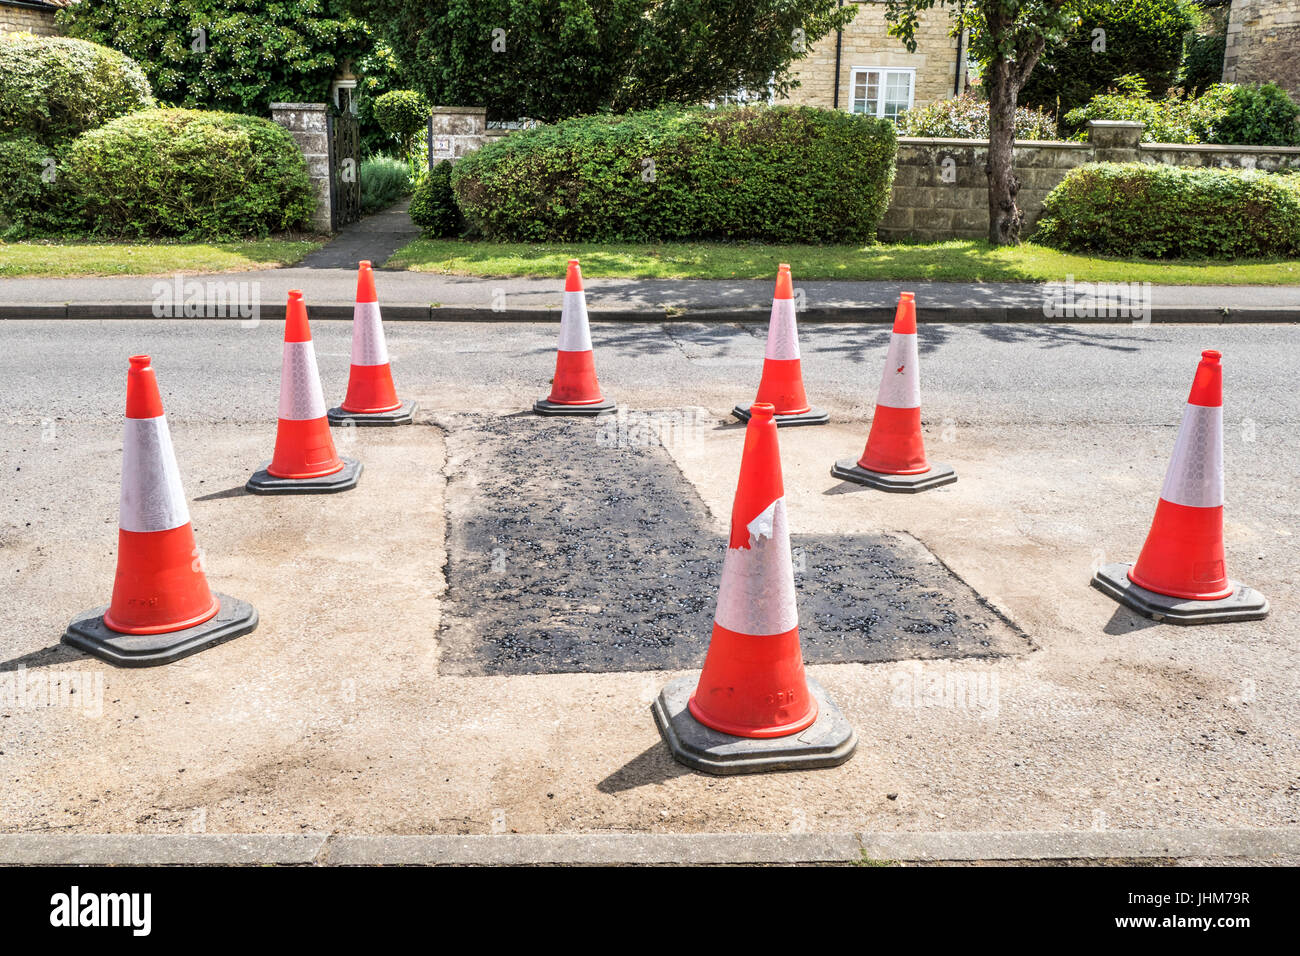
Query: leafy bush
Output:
[[64, 108, 314, 239], [361, 153, 413, 214], [898, 92, 1058, 140], [1067, 79, 1300, 146], [58, 0, 368, 117], [0, 33, 153, 146], [453, 105, 897, 243], [410, 160, 464, 238], [1020, 0, 1197, 120], [0, 136, 84, 237], [1035, 163, 1300, 259], [1181, 30, 1226, 97], [1208, 83, 1300, 147]]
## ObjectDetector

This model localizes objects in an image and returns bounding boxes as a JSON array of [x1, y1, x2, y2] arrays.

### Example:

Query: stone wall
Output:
[[783, 1, 962, 111], [429, 107, 490, 164], [882, 120, 1300, 242], [0, 1, 59, 35], [1224, 0, 1300, 97], [270, 103, 334, 234]]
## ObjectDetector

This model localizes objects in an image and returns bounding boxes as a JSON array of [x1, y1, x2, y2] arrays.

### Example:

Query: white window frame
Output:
[[330, 78, 358, 115], [849, 67, 916, 122]]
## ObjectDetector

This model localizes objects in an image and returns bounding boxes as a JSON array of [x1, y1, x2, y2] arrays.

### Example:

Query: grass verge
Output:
[[386, 238, 1300, 286], [0, 239, 323, 278]]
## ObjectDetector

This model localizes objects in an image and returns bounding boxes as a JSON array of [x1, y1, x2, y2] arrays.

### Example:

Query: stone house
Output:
[[1223, 0, 1300, 97], [0, 0, 68, 35], [782, 1, 967, 118]]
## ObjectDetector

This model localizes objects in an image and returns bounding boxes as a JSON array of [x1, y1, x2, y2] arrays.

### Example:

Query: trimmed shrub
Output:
[[898, 93, 1058, 140], [0, 33, 153, 146], [360, 153, 413, 214], [1034, 163, 1300, 259], [65, 108, 314, 239], [410, 160, 464, 237], [0, 137, 84, 238], [452, 105, 897, 243], [1065, 75, 1201, 143]]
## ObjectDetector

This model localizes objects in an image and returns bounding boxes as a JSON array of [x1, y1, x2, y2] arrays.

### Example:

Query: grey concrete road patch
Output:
[[437, 413, 1027, 675], [0, 833, 328, 865]]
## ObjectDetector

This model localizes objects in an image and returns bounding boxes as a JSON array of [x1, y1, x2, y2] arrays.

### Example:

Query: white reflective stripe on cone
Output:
[[713, 498, 799, 635], [119, 416, 190, 533], [1160, 403, 1224, 509], [875, 331, 921, 409], [765, 298, 800, 361], [350, 300, 389, 367], [278, 340, 328, 421], [557, 291, 593, 352]]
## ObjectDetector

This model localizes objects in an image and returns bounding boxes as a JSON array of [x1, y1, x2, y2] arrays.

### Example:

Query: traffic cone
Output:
[[1093, 349, 1268, 624], [832, 292, 956, 492], [534, 259, 615, 416], [328, 260, 416, 426], [733, 264, 828, 427], [62, 355, 258, 666], [247, 290, 362, 494], [652, 403, 856, 774]]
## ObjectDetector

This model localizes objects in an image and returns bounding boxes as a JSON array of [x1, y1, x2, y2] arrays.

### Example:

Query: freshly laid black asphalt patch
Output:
[[438, 413, 1030, 676]]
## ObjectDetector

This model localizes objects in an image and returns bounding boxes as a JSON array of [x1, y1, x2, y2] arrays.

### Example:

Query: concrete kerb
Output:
[[3, 305, 1297, 323], [1, 830, 1297, 865]]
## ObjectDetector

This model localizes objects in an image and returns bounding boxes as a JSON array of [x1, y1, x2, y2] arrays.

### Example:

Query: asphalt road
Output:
[[2, 318, 1295, 430]]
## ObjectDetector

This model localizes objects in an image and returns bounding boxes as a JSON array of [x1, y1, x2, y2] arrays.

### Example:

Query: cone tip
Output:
[[774, 265, 793, 300], [749, 402, 776, 421], [1202, 349, 1221, 363], [284, 290, 311, 341], [129, 354, 151, 369], [565, 259, 583, 292], [359, 260, 372, 270]]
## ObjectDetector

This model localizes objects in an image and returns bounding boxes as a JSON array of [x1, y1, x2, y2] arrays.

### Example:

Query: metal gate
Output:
[[327, 110, 361, 231]]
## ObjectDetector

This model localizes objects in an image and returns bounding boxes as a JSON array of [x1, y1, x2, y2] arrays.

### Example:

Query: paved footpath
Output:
[[2, 268, 1299, 323]]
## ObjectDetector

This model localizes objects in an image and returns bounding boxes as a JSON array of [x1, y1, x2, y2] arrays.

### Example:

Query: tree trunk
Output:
[[985, 61, 1023, 247]]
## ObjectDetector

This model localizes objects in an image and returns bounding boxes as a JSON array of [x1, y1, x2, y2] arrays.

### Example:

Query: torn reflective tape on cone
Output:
[[713, 497, 799, 636], [1159, 404, 1224, 509], [119, 416, 190, 533], [278, 341, 328, 421], [350, 300, 390, 367], [557, 291, 593, 352]]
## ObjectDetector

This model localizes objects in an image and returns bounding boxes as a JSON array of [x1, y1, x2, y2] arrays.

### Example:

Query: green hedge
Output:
[[0, 33, 153, 146], [1035, 163, 1300, 259], [452, 105, 898, 243], [410, 160, 464, 237], [64, 108, 314, 239], [360, 153, 413, 214]]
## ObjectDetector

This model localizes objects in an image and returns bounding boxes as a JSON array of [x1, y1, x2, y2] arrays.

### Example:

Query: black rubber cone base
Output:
[[246, 458, 362, 495], [831, 458, 957, 493], [732, 403, 829, 427], [62, 594, 258, 668], [533, 397, 617, 417], [328, 400, 416, 427], [1091, 562, 1270, 626], [652, 675, 857, 776]]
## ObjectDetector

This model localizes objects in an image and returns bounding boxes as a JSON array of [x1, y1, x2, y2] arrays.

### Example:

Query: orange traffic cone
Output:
[[328, 261, 416, 426], [733, 264, 827, 427], [534, 259, 615, 416], [62, 355, 258, 666], [832, 292, 956, 492], [1093, 349, 1268, 624], [652, 403, 856, 774], [247, 290, 362, 494]]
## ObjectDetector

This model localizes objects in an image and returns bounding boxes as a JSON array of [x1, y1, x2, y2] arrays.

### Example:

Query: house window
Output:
[[850, 68, 915, 121]]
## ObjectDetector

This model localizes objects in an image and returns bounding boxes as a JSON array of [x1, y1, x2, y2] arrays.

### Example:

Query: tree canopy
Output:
[[347, 0, 856, 122]]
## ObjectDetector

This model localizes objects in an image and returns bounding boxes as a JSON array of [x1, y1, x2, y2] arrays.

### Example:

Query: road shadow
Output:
[[0, 642, 86, 673], [1101, 604, 1165, 635], [596, 742, 693, 794], [194, 485, 248, 502]]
